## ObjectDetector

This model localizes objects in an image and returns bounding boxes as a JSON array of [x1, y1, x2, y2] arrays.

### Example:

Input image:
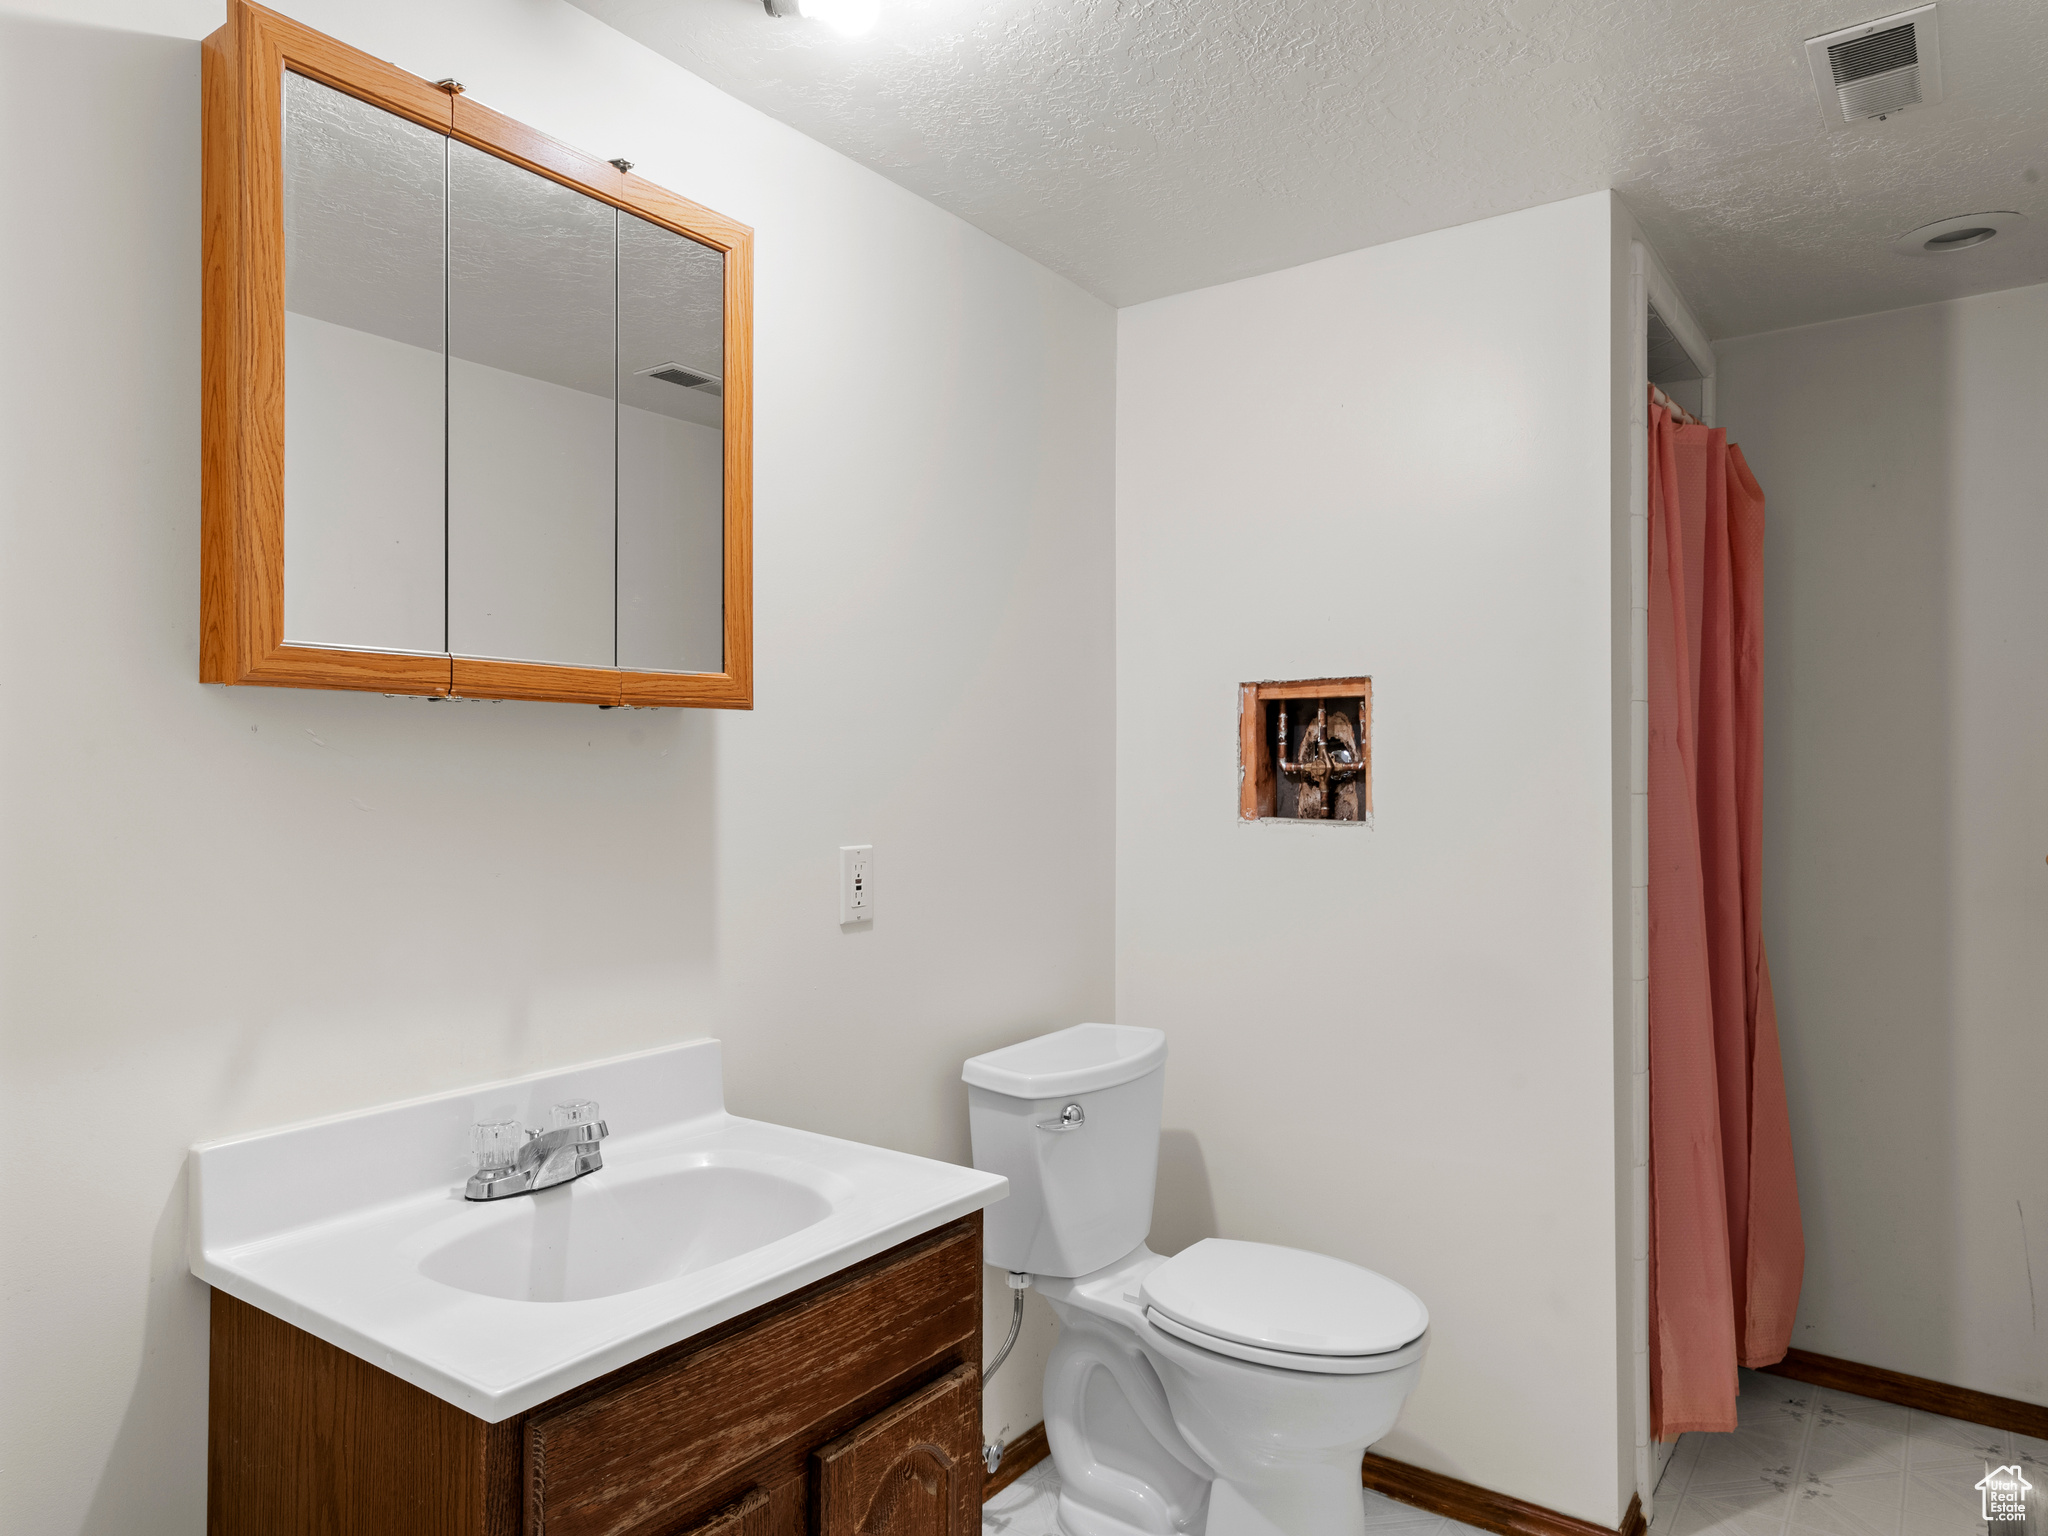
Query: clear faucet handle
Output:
[[471, 1120, 524, 1171], [551, 1099, 600, 1129]]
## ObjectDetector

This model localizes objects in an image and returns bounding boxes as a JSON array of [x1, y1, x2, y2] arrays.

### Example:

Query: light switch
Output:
[[839, 845, 873, 924]]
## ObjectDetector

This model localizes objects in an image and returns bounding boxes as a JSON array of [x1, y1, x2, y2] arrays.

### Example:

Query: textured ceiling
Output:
[[285, 72, 725, 425], [571, 0, 2048, 336]]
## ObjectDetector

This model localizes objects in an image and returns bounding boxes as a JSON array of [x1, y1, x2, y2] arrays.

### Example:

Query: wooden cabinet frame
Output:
[[201, 0, 754, 708]]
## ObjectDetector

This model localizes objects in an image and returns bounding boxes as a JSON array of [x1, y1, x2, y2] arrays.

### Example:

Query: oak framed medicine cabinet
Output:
[[202, 1, 754, 707]]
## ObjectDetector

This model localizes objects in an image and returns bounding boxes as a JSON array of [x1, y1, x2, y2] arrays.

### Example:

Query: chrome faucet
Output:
[[466, 1100, 608, 1200]]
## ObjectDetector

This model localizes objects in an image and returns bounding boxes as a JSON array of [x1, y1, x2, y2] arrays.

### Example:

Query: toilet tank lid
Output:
[[1141, 1239, 1429, 1358], [962, 1023, 1166, 1098]]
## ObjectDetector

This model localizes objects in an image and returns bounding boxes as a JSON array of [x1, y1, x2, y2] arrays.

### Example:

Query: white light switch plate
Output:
[[839, 845, 873, 924]]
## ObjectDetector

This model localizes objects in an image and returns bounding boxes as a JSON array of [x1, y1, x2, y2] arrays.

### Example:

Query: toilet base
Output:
[[1040, 1315, 1211, 1534], [1047, 1472, 1371, 1536], [1035, 1247, 1422, 1536], [1053, 1488, 1184, 1536], [1201, 1471, 1366, 1536]]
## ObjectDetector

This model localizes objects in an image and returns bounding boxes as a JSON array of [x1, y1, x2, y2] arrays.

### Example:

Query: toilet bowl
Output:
[[964, 1024, 1428, 1536]]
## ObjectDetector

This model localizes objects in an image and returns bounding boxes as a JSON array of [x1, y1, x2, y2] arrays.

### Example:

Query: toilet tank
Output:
[[963, 1023, 1166, 1277]]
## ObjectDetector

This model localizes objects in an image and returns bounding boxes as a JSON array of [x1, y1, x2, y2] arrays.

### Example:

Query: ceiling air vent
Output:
[[1805, 5, 1943, 129], [636, 361, 723, 396]]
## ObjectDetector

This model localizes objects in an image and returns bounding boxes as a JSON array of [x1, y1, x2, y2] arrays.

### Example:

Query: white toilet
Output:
[[964, 1023, 1429, 1536]]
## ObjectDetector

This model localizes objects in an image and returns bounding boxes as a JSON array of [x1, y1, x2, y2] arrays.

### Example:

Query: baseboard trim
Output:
[[982, 1433, 1646, 1533], [1760, 1348, 2048, 1440], [982, 1422, 1050, 1501], [1362, 1454, 1646, 1536]]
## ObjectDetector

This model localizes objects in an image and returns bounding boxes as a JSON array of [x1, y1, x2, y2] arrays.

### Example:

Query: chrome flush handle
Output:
[[1035, 1103, 1086, 1132]]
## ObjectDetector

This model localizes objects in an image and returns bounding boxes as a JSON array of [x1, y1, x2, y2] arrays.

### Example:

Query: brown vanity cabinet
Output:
[[208, 1215, 984, 1536]]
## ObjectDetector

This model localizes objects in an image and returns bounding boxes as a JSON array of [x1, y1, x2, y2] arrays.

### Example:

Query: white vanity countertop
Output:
[[187, 1040, 1007, 1422]]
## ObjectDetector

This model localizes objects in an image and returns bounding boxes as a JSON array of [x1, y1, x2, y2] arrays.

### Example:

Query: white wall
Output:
[[1116, 192, 1630, 1526], [618, 401, 725, 675], [448, 349, 618, 667], [286, 311, 727, 670], [0, 2, 1111, 1529], [1717, 286, 2048, 1408], [284, 311, 446, 653]]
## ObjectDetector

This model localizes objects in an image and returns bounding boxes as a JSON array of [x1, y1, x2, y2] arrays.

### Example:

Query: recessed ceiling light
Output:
[[1893, 211, 2028, 255], [761, 0, 878, 37]]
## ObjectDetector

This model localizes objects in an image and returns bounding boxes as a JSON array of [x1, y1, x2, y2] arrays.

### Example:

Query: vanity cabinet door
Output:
[[523, 1222, 979, 1536], [813, 1366, 980, 1536]]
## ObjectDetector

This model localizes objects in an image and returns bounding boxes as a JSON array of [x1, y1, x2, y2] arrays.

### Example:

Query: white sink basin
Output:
[[188, 1041, 1006, 1421], [418, 1159, 834, 1304]]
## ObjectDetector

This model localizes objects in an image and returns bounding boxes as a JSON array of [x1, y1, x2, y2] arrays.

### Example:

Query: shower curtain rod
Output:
[[1651, 384, 1703, 427]]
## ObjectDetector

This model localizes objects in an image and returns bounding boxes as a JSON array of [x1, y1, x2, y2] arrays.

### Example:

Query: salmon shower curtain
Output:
[[1646, 393, 1805, 1437]]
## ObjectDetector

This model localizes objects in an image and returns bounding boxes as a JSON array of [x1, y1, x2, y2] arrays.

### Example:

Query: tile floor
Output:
[[1652, 1367, 2044, 1536], [981, 1369, 2041, 1535], [980, 1455, 1495, 1535]]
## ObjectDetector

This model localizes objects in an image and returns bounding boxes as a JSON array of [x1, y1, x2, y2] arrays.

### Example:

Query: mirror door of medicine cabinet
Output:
[[281, 72, 446, 659], [271, 58, 734, 699]]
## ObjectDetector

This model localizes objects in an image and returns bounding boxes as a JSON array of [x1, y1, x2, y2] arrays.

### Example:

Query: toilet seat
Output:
[[1139, 1238, 1428, 1372], [1144, 1306, 1428, 1374]]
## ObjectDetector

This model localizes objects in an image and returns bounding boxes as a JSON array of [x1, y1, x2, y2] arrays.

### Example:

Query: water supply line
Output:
[[981, 1272, 1031, 1476]]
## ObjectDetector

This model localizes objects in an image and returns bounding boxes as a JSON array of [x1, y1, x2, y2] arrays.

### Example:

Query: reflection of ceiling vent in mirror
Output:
[[637, 361, 723, 396], [1805, 6, 1943, 129]]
